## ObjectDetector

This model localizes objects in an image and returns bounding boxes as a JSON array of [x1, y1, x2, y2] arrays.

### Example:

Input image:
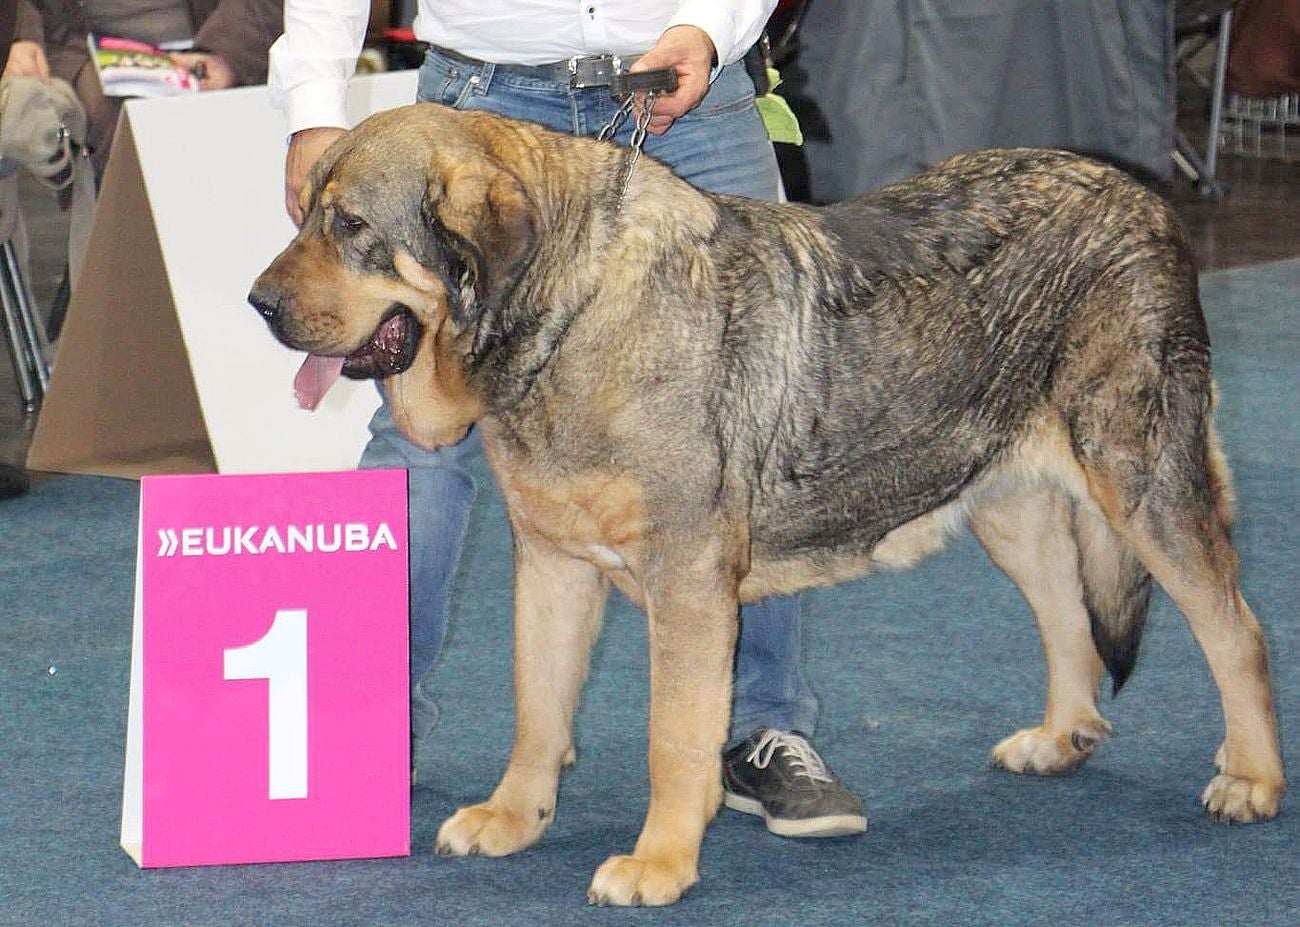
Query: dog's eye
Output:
[[334, 210, 368, 234]]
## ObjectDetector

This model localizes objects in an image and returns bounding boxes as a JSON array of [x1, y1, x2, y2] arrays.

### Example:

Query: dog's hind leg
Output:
[[436, 530, 608, 857], [972, 486, 1112, 774], [588, 532, 741, 907], [1082, 414, 1284, 822]]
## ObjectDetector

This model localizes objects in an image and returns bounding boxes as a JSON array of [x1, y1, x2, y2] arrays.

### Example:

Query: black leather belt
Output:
[[431, 45, 675, 93]]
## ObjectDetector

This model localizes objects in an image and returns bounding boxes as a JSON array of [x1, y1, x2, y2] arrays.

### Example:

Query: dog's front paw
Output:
[[587, 853, 697, 907], [1201, 773, 1284, 823], [435, 801, 549, 858], [991, 719, 1110, 775]]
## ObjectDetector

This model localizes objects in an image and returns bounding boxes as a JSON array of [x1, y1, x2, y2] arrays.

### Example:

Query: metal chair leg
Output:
[[46, 263, 71, 342], [1173, 6, 1234, 199], [1203, 8, 1233, 182], [1, 238, 51, 413]]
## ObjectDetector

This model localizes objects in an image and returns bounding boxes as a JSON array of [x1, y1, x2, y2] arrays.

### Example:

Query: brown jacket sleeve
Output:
[[1, 5, 18, 74], [13, 2, 95, 88], [15, 1, 44, 44], [193, 0, 284, 87]]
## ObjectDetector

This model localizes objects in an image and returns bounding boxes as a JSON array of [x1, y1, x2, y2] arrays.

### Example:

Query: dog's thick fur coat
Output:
[[251, 104, 1285, 906]]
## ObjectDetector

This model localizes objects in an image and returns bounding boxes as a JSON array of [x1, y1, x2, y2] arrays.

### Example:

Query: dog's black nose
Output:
[[248, 283, 282, 323]]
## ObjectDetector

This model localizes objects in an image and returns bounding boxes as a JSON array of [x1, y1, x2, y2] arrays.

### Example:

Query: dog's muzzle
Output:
[[247, 281, 422, 380]]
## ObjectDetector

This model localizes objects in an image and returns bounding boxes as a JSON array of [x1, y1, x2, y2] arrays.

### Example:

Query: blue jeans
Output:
[[367, 47, 818, 745]]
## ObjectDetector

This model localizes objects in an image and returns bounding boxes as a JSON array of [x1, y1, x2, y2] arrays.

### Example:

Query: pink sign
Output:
[[121, 470, 410, 867]]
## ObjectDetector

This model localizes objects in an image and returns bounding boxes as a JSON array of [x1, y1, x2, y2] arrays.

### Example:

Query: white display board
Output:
[[29, 71, 418, 477]]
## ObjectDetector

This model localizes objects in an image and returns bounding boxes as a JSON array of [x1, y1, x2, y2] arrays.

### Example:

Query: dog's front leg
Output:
[[588, 543, 739, 906], [437, 530, 608, 857]]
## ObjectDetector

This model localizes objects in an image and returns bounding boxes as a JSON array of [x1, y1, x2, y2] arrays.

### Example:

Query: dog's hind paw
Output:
[[991, 719, 1110, 775], [587, 853, 697, 907], [1201, 773, 1284, 823], [435, 801, 548, 858]]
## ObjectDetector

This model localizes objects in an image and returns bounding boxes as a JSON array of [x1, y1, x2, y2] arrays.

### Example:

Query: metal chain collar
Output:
[[597, 91, 659, 209]]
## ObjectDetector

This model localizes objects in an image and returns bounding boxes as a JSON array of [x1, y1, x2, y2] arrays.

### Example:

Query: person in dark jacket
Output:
[[7, 0, 282, 177]]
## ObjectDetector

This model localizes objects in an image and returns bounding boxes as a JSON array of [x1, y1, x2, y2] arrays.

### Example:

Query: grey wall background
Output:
[[785, 0, 1175, 201]]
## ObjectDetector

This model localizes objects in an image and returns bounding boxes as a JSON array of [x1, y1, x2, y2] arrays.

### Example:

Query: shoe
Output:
[[722, 728, 867, 838]]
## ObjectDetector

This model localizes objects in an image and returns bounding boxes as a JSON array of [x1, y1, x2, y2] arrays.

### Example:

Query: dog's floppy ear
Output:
[[422, 162, 538, 325]]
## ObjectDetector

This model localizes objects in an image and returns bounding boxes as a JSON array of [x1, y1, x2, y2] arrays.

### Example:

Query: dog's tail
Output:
[[1072, 508, 1153, 694]]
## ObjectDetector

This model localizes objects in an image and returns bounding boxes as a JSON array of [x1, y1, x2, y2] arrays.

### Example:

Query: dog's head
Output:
[[249, 104, 540, 448]]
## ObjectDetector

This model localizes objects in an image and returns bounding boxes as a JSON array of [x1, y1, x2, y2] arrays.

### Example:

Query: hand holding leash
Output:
[[627, 25, 716, 135]]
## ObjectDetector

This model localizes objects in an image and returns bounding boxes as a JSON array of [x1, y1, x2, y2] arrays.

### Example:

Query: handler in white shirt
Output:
[[267, 0, 868, 840]]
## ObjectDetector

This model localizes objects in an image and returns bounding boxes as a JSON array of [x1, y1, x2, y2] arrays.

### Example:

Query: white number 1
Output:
[[223, 609, 309, 800]]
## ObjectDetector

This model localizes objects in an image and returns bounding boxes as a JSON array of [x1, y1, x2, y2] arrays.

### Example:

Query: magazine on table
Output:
[[87, 34, 200, 98]]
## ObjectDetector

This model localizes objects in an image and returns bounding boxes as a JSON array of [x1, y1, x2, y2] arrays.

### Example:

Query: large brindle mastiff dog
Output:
[[250, 103, 1284, 905]]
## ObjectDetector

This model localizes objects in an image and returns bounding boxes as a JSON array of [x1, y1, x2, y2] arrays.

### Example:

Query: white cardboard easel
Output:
[[28, 71, 419, 477]]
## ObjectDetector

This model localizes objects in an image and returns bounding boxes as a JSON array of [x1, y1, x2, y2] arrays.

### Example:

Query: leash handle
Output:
[[611, 67, 678, 96]]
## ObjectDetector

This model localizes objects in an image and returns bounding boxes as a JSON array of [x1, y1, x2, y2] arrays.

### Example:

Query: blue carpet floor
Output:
[[2, 260, 1296, 926]]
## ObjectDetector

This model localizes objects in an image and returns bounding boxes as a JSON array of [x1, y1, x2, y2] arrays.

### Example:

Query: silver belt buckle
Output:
[[568, 54, 624, 89]]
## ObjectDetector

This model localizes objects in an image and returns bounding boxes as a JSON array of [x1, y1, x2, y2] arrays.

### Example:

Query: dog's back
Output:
[[702, 152, 1197, 568]]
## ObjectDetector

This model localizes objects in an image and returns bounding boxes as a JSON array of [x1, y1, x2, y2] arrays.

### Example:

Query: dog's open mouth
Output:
[[341, 308, 423, 381], [292, 308, 423, 411]]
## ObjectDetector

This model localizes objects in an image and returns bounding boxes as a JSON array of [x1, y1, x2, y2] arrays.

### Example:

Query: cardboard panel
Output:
[[27, 118, 213, 476], [29, 72, 419, 477]]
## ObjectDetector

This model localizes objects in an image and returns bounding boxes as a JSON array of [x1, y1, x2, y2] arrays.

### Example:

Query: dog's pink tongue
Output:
[[293, 354, 346, 411]]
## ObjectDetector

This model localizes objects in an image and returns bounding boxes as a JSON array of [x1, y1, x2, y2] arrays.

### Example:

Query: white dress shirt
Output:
[[270, 0, 777, 133]]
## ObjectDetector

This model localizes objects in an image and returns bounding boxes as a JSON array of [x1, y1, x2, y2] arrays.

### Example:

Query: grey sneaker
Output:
[[723, 728, 867, 838]]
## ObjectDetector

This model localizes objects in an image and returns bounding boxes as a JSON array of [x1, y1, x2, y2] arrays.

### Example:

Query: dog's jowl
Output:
[[250, 104, 1285, 907]]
